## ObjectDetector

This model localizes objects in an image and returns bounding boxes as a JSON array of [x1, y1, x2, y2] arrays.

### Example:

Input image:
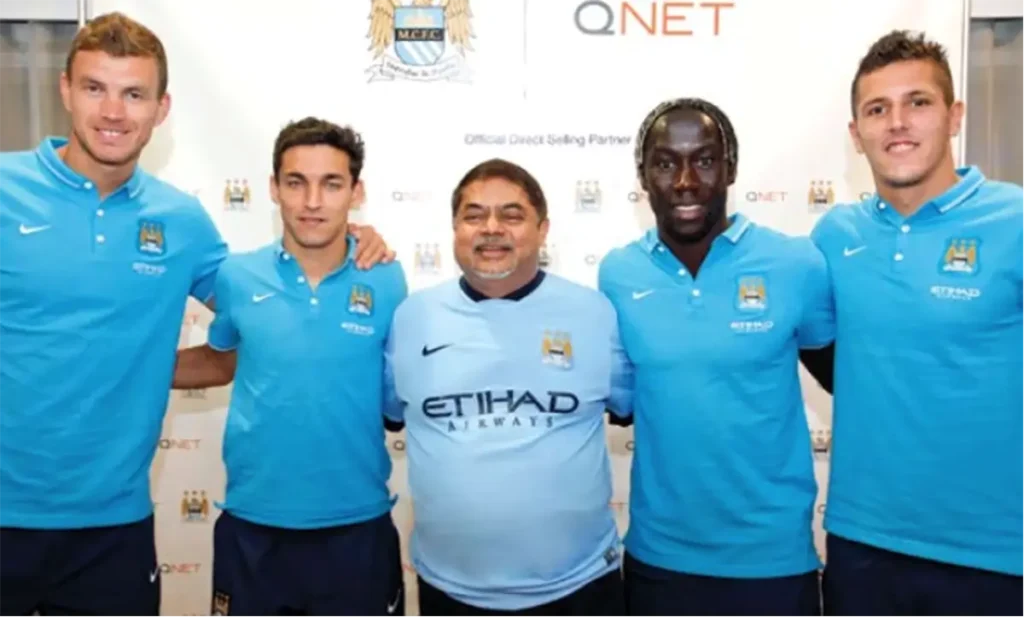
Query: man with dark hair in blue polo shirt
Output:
[[598, 98, 835, 616], [0, 13, 389, 617], [806, 30, 1023, 616], [172, 117, 407, 616], [384, 158, 633, 615]]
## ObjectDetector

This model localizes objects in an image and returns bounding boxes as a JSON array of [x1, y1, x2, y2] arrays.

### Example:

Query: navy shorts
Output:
[[0, 515, 160, 615], [624, 552, 821, 616], [823, 534, 1023, 616], [212, 510, 404, 616]]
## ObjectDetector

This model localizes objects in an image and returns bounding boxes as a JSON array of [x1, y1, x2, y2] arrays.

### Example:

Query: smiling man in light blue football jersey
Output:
[[598, 98, 835, 616], [807, 31, 1022, 616], [384, 158, 633, 616]]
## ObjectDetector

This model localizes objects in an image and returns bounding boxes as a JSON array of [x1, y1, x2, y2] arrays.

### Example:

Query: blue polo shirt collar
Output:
[[35, 136, 145, 199], [870, 166, 986, 217]]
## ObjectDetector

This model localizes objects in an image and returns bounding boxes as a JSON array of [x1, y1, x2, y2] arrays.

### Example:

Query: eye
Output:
[[286, 180, 301, 188], [866, 104, 885, 116], [911, 97, 930, 107], [697, 156, 715, 169], [326, 181, 344, 191], [656, 159, 674, 171]]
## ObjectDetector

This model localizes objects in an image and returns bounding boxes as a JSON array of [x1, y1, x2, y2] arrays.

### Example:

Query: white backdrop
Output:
[[88, 1, 967, 614]]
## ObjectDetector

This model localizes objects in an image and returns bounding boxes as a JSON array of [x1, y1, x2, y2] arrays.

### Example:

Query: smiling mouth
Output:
[[298, 217, 326, 225], [885, 140, 918, 153], [95, 128, 128, 142], [475, 246, 512, 258], [671, 204, 705, 222]]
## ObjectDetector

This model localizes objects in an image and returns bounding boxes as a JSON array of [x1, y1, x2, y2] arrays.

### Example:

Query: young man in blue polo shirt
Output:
[[808, 30, 1022, 615], [0, 14, 388, 616], [172, 117, 407, 616], [384, 158, 633, 615], [598, 98, 835, 615]]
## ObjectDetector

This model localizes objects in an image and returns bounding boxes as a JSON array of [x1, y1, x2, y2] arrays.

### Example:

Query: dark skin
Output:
[[640, 107, 733, 276], [636, 106, 835, 396]]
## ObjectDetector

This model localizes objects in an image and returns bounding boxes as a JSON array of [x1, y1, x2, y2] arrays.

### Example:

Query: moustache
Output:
[[473, 238, 514, 251]]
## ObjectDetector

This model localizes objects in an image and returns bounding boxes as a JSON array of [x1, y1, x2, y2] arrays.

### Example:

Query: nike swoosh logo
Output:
[[387, 587, 402, 614], [422, 344, 452, 357], [252, 293, 275, 303], [632, 290, 655, 300], [843, 246, 867, 257], [19, 224, 51, 235], [149, 568, 159, 583]]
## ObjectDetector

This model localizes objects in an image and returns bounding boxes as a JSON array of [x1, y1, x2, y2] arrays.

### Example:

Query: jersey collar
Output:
[[36, 136, 145, 199]]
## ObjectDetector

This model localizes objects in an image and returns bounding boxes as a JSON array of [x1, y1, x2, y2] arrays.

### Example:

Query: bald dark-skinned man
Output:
[[598, 98, 835, 616]]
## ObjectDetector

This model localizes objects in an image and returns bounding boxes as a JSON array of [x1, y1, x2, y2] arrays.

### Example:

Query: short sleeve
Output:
[[798, 242, 835, 349], [383, 318, 404, 422], [206, 266, 239, 352], [189, 205, 228, 303], [607, 309, 634, 418]]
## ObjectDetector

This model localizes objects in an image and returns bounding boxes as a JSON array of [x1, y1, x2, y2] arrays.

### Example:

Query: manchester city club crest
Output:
[[939, 237, 980, 276], [366, 0, 475, 83], [736, 275, 768, 311]]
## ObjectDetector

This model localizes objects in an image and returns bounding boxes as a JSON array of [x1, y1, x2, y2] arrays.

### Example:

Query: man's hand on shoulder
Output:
[[348, 222, 396, 270]]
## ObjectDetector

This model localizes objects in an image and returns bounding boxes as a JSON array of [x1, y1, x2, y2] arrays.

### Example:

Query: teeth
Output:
[[889, 143, 915, 152], [100, 129, 123, 137], [674, 205, 701, 212]]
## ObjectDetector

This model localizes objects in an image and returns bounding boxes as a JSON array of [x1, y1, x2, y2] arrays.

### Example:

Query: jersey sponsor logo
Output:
[[541, 330, 573, 369], [422, 389, 580, 433], [940, 237, 980, 276], [735, 275, 767, 311], [929, 285, 982, 301], [348, 284, 374, 316], [137, 219, 166, 256]]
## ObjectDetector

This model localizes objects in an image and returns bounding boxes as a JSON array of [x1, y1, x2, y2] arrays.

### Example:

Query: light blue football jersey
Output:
[[384, 271, 633, 610]]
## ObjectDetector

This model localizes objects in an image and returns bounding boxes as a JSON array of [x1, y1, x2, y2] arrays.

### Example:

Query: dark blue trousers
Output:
[[823, 534, 1023, 616], [211, 510, 404, 616], [0, 515, 160, 615], [624, 552, 821, 616]]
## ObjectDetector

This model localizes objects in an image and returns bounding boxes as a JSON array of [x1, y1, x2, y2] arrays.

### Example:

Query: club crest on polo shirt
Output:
[[736, 275, 768, 311], [348, 283, 374, 316], [541, 330, 573, 370], [939, 237, 980, 276], [137, 219, 166, 256]]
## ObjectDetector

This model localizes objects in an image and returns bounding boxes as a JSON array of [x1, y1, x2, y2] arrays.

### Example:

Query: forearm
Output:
[[172, 345, 237, 389]]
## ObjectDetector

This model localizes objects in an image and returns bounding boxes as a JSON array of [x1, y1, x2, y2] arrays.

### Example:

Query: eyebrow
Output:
[[463, 202, 525, 212], [283, 172, 348, 183]]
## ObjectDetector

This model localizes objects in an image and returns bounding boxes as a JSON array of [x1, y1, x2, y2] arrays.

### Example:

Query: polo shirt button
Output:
[[96, 234, 105, 243], [310, 297, 319, 306], [297, 276, 305, 283], [900, 224, 910, 233], [84, 181, 93, 190], [894, 252, 904, 261], [692, 289, 701, 297]]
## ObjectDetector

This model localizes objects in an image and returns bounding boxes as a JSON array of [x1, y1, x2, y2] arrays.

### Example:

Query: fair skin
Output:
[[59, 50, 170, 198], [849, 58, 964, 217], [453, 177, 549, 298], [271, 144, 365, 289]]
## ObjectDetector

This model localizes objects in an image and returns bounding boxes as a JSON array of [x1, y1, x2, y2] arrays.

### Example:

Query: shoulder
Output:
[[137, 173, 209, 221], [360, 259, 408, 292], [969, 179, 1023, 221], [748, 224, 824, 268], [217, 245, 275, 282], [597, 236, 650, 287], [541, 273, 616, 322], [0, 150, 52, 200], [394, 278, 459, 323]]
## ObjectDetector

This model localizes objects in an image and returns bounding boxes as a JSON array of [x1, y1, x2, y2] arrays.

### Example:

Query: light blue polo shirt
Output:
[[209, 240, 407, 529], [811, 166, 1023, 576], [599, 212, 834, 578], [0, 137, 227, 529]]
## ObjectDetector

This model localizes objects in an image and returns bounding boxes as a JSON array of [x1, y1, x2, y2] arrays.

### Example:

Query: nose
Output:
[[673, 162, 700, 191], [98, 95, 126, 121], [305, 186, 324, 211], [887, 104, 909, 132], [482, 211, 503, 233]]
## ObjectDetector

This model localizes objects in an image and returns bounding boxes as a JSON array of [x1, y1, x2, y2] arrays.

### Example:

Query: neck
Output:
[[659, 214, 728, 277], [59, 134, 136, 198], [284, 231, 349, 285], [877, 155, 960, 217], [465, 264, 539, 299]]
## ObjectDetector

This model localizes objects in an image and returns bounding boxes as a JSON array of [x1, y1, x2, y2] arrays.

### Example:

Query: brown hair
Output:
[[851, 30, 954, 117], [451, 158, 548, 222], [272, 117, 365, 182], [66, 12, 169, 96]]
